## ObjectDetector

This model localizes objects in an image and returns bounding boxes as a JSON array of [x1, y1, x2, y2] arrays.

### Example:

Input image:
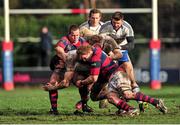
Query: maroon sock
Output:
[[79, 86, 89, 104], [49, 90, 58, 111], [116, 99, 133, 111], [135, 92, 159, 106]]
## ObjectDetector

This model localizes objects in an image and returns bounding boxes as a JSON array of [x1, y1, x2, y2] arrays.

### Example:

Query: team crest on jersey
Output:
[[91, 63, 97, 67]]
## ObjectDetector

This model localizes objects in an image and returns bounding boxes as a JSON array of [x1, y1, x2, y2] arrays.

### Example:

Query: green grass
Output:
[[0, 85, 180, 124]]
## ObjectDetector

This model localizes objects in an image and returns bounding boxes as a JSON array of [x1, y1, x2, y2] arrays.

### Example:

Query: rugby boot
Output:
[[75, 100, 83, 110], [75, 100, 93, 113], [126, 108, 140, 117], [82, 104, 93, 113], [115, 109, 127, 116], [156, 99, 167, 114], [49, 108, 59, 115]]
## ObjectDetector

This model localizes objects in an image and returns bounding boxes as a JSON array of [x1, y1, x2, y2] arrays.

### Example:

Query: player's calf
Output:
[[132, 86, 148, 112], [134, 92, 167, 114]]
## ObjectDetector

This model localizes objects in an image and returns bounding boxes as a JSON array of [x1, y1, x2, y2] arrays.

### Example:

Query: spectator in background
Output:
[[40, 26, 53, 66]]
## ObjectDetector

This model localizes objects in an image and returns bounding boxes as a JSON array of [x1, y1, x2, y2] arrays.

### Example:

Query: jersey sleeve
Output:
[[124, 21, 134, 37], [55, 39, 67, 49], [99, 21, 112, 36]]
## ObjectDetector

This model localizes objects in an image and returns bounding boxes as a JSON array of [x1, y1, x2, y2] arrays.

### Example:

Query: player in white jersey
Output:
[[99, 11, 145, 112], [80, 9, 104, 37]]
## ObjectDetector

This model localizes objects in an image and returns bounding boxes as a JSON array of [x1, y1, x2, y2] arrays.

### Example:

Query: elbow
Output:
[[126, 37, 135, 51]]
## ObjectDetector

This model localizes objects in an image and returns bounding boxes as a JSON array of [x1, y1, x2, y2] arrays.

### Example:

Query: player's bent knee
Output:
[[123, 91, 134, 99], [106, 95, 114, 103]]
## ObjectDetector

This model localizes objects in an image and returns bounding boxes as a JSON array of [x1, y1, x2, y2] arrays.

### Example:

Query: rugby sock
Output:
[[49, 90, 58, 111], [132, 86, 143, 103], [79, 86, 89, 104], [135, 92, 159, 106], [116, 99, 133, 111]]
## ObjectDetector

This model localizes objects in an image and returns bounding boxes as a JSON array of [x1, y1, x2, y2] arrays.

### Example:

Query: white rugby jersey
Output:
[[80, 21, 104, 35], [65, 50, 77, 71], [99, 20, 134, 46]]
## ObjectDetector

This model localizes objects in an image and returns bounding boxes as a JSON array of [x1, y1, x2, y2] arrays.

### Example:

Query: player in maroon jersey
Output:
[[74, 45, 140, 116], [76, 45, 167, 115], [43, 25, 91, 115]]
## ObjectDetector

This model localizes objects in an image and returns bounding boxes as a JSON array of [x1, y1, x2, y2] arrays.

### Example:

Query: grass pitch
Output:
[[0, 85, 180, 124]]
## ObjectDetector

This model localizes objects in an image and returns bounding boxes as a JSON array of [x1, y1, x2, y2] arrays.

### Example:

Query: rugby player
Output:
[[99, 11, 145, 111], [43, 25, 91, 115], [75, 45, 140, 116], [79, 8, 109, 108], [76, 45, 167, 115], [80, 8, 104, 37]]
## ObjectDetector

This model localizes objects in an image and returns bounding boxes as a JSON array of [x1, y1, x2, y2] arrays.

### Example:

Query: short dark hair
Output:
[[112, 11, 124, 21], [68, 24, 79, 34], [89, 9, 102, 17]]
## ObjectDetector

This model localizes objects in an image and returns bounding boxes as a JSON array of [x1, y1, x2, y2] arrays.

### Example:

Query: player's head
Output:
[[77, 45, 93, 62], [89, 9, 102, 26], [68, 24, 80, 43], [111, 11, 124, 30], [88, 35, 103, 48]]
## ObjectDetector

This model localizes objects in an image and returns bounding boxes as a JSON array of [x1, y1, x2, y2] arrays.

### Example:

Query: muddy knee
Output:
[[123, 91, 134, 99]]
